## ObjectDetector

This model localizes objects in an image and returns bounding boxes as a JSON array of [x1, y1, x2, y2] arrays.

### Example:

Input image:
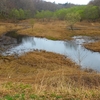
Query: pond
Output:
[[2, 33, 100, 72]]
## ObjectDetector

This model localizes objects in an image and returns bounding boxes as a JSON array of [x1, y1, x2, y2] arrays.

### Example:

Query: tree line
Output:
[[34, 5, 100, 22], [0, 0, 76, 19], [0, 0, 100, 23]]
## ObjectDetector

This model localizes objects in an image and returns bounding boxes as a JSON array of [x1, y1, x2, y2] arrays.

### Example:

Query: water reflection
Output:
[[4, 36, 100, 71], [64, 40, 78, 50]]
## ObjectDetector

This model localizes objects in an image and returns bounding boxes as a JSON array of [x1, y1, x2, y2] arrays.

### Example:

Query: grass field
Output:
[[0, 19, 100, 99]]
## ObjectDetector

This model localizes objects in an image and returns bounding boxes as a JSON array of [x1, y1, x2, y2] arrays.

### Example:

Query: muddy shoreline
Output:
[[0, 33, 17, 53], [0, 31, 29, 54]]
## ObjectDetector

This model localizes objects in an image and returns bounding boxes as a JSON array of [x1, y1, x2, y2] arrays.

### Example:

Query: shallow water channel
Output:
[[3, 35, 100, 71]]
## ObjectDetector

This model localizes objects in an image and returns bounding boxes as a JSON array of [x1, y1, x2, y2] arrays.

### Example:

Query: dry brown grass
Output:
[[84, 41, 100, 52], [0, 51, 79, 78], [0, 51, 100, 99], [0, 51, 100, 85], [0, 19, 100, 39], [0, 20, 28, 36], [18, 20, 71, 40], [17, 20, 100, 40]]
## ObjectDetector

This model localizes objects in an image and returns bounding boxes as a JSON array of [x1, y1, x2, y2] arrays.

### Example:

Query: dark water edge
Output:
[[1, 31, 100, 72], [0, 31, 29, 53]]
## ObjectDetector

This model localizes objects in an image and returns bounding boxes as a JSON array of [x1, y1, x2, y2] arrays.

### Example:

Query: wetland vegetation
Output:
[[0, 0, 100, 99]]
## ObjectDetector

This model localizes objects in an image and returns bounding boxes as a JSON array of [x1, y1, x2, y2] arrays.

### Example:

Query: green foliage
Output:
[[65, 13, 81, 30], [19, 9, 25, 19], [44, 10, 53, 21], [34, 5, 100, 22], [55, 8, 68, 20], [0, 5, 99, 22], [35, 10, 54, 21], [24, 10, 31, 18], [54, 6, 86, 20], [50, 93, 62, 99], [30, 94, 39, 99], [12, 9, 20, 19], [83, 5, 100, 21], [3, 95, 20, 100], [0, 81, 100, 100], [3, 94, 26, 100], [9, 9, 31, 20], [0, 0, 100, 21]]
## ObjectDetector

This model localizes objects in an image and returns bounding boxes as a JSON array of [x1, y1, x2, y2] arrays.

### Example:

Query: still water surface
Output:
[[4, 36, 100, 71]]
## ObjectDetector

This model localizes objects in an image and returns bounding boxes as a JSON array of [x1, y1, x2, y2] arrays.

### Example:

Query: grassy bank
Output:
[[84, 41, 100, 52], [0, 51, 100, 100]]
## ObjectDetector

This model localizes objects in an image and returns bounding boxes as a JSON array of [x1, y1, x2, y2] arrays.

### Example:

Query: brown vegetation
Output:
[[0, 51, 100, 99], [0, 19, 100, 39], [18, 20, 100, 39], [85, 41, 100, 52]]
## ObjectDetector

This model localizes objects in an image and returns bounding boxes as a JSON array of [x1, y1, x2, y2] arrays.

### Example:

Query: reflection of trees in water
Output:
[[31, 37, 36, 46], [70, 44, 89, 68], [21, 37, 36, 46], [64, 40, 88, 67], [64, 40, 78, 50], [75, 47, 87, 66], [17, 36, 23, 44]]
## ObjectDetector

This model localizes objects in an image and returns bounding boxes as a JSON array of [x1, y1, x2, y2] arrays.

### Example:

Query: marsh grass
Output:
[[0, 19, 100, 40], [18, 20, 100, 40], [0, 52, 100, 99], [84, 41, 100, 52], [0, 75, 100, 100]]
